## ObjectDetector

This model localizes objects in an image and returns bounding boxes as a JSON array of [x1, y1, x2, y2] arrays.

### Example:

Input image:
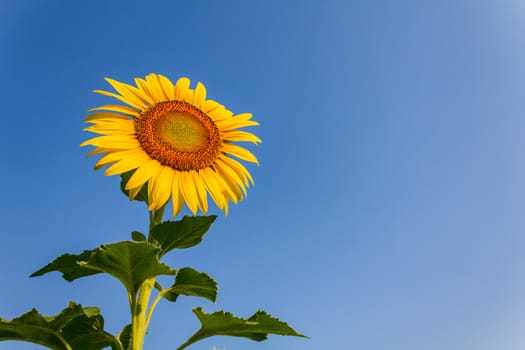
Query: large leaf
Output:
[[176, 307, 306, 350], [162, 268, 217, 303], [48, 302, 99, 331], [0, 311, 71, 350], [83, 241, 176, 296], [61, 312, 121, 350], [151, 216, 216, 257], [120, 170, 148, 203], [32, 242, 176, 297], [0, 302, 122, 350], [30, 249, 101, 281]]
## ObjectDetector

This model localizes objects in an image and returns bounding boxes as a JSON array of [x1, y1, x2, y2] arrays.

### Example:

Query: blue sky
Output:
[[1, 0, 525, 349]]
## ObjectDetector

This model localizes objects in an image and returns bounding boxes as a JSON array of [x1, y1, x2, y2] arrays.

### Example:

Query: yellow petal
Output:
[[128, 185, 144, 200], [148, 166, 174, 210], [104, 151, 151, 176], [193, 82, 207, 107], [179, 171, 199, 214], [200, 168, 227, 211], [104, 160, 140, 176], [213, 170, 239, 204], [157, 74, 175, 100], [93, 89, 146, 110], [80, 135, 139, 149], [85, 112, 132, 123], [86, 117, 134, 127], [221, 143, 259, 164], [191, 170, 208, 214], [125, 159, 161, 190], [105, 77, 153, 106], [233, 113, 255, 121], [184, 87, 194, 103], [171, 172, 185, 217], [148, 179, 156, 210], [85, 147, 110, 158], [94, 149, 137, 170], [84, 119, 135, 135], [215, 117, 259, 131], [174, 77, 190, 100], [126, 84, 154, 106], [134, 77, 157, 101], [146, 74, 168, 101], [207, 105, 233, 121], [219, 155, 254, 186], [89, 104, 139, 117], [220, 130, 261, 144], [201, 99, 222, 114], [214, 160, 246, 198]]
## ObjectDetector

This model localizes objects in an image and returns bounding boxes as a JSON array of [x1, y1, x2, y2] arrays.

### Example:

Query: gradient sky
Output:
[[1, 1, 525, 349]]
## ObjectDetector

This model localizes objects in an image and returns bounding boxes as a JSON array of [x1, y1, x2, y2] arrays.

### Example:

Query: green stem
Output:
[[144, 290, 164, 331], [130, 204, 166, 350], [131, 278, 155, 350], [130, 293, 139, 350]]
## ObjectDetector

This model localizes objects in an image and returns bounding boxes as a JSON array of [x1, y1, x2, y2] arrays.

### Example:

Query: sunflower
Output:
[[81, 74, 260, 216]]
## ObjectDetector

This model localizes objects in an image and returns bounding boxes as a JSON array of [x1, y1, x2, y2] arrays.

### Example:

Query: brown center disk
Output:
[[136, 101, 221, 171]]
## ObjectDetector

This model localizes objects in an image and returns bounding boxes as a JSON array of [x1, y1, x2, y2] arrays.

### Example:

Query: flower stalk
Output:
[[131, 277, 155, 350], [131, 205, 166, 350]]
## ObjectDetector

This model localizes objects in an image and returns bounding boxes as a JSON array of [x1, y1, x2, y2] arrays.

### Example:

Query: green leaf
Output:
[[48, 303, 100, 331], [162, 268, 218, 303], [0, 311, 71, 350], [0, 302, 122, 350], [151, 216, 216, 257], [32, 242, 176, 296], [118, 324, 131, 350], [83, 241, 175, 296], [131, 231, 147, 242], [120, 170, 148, 202], [30, 249, 101, 281], [61, 312, 121, 350], [177, 307, 306, 350]]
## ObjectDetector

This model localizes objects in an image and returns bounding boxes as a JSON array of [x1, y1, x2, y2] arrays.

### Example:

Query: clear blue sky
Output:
[[1, 0, 525, 349]]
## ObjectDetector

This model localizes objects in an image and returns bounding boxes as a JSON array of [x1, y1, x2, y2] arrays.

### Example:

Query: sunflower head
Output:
[[81, 73, 260, 217]]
